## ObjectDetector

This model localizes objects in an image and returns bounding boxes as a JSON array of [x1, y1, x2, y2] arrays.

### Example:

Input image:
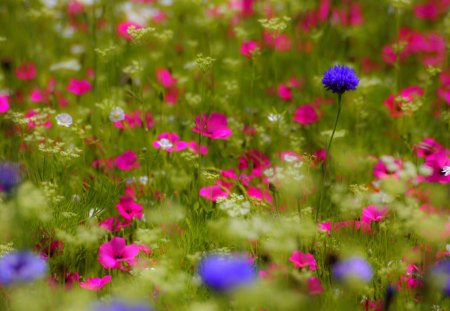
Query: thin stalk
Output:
[[316, 94, 342, 221]]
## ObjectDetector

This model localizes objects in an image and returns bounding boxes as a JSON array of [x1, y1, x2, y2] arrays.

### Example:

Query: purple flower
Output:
[[0, 162, 20, 194], [430, 260, 450, 296], [92, 300, 153, 311], [198, 254, 257, 292], [332, 257, 373, 283], [322, 65, 359, 95], [0, 251, 47, 286]]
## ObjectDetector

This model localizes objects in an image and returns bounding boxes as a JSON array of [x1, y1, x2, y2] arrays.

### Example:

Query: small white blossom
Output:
[[442, 166, 450, 176], [109, 107, 125, 122], [56, 113, 73, 127], [158, 138, 173, 150]]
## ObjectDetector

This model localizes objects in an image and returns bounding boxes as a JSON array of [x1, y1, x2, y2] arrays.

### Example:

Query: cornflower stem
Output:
[[316, 94, 342, 221]]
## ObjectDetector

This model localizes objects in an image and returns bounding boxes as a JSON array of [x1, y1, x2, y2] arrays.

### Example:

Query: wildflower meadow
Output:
[[1, 0, 450, 310]]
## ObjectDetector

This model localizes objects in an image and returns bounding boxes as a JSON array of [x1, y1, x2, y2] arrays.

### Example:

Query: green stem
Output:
[[316, 94, 342, 221]]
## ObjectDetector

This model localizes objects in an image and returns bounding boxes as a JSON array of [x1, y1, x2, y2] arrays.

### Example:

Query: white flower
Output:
[[442, 166, 450, 177], [158, 138, 173, 150], [56, 113, 73, 127], [109, 107, 125, 122], [267, 113, 283, 122]]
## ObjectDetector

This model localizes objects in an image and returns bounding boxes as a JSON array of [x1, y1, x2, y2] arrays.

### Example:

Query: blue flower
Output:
[[0, 162, 20, 194], [92, 300, 153, 311], [430, 260, 450, 296], [0, 251, 47, 286], [198, 254, 257, 292], [332, 257, 373, 283], [322, 65, 359, 94]]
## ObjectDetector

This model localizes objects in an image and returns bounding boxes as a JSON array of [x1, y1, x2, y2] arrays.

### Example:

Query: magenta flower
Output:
[[199, 181, 231, 202], [238, 150, 270, 177], [424, 150, 450, 184], [247, 186, 273, 203], [307, 277, 324, 295], [115, 150, 139, 171], [384, 86, 424, 118], [277, 84, 292, 101], [117, 21, 142, 40], [186, 141, 208, 155], [79, 275, 112, 291], [99, 217, 131, 232], [152, 132, 188, 152], [192, 112, 232, 140], [414, 138, 444, 158], [289, 251, 317, 270], [15, 62, 37, 81], [156, 68, 177, 88], [116, 196, 143, 221], [0, 95, 10, 113], [98, 237, 140, 270], [373, 157, 403, 179], [240, 41, 260, 57], [362, 205, 388, 224], [293, 104, 320, 125], [66, 79, 92, 96]]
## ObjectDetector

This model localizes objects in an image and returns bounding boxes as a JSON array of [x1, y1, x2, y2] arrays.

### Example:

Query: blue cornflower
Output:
[[430, 260, 450, 296], [92, 299, 153, 311], [0, 162, 20, 194], [198, 254, 257, 292], [0, 251, 47, 286], [332, 257, 373, 283], [322, 65, 359, 95]]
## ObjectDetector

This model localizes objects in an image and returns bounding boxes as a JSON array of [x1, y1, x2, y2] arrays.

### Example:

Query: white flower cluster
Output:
[[264, 161, 305, 186], [216, 193, 251, 217]]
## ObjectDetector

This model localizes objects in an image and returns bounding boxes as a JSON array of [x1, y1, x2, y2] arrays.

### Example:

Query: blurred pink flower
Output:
[[66, 79, 92, 96], [199, 180, 231, 202], [117, 21, 142, 40], [98, 237, 139, 269], [289, 251, 317, 270], [413, 138, 443, 158], [424, 150, 450, 184], [15, 62, 37, 80], [153, 132, 188, 152], [362, 205, 388, 224], [115, 150, 139, 171], [277, 84, 292, 101], [116, 196, 143, 221], [156, 68, 177, 88], [99, 217, 131, 232], [293, 104, 319, 125], [0, 95, 9, 113], [384, 86, 424, 118], [240, 41, 260, 57], [307, 277, 324, 295], [193, 112, 232, 140], [79, 275, 112, 291]]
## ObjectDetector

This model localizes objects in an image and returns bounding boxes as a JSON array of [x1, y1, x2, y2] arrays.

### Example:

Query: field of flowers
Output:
[[0, 0, 449, 310]]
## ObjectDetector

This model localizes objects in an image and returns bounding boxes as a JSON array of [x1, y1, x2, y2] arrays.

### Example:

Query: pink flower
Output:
[[238, 150, 270, 177], [414, 138, 443, 158], [289, 251, 317, 270], [199, 180, 231, 202], [384, 86, 424, 118], [98, 237, 140, 269], [373, 157, 403, 179], [116, 196, 143, 221], [117, 21, 142, 40], [99, 217, 131, 232], [193, 112, 232, 140], [240, 41, 260, 57], [293, 104, 319, 125], [247, 186, 273, 203], [66, 79, 92, 96], [424, 150, 450, 184], [15, 62, 37, 80], [362, 205, 388, 224], [115, 150, 139, 171], [307, 277, 324, 295], [0, 95, 10, 113], [156, 68, 177, 88], [186, 141, 208, 155], [153, 132, 188, 152], [79, 275, 112, 291], [277, 84, 292, 101]]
